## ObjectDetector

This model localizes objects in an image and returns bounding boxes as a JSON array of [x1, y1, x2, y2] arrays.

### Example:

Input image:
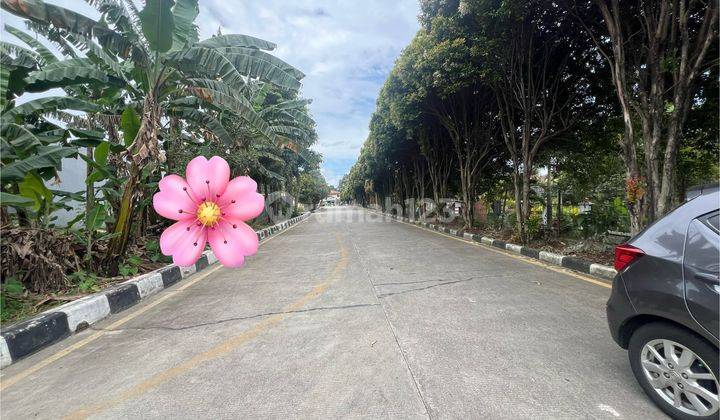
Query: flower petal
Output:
[[208, 220, 259, 267], [207, 239, 244, 267], [208, 227, 245, 268], [216, 176, 257, 207], [171, 226, 207, 267], [224, 219, 259, 255], [153, 191, 196, 220], [185, 156, 230, 201], [159, 174, 199, 203], [223, 192, 265, 221], [160, 219, 198, 255]]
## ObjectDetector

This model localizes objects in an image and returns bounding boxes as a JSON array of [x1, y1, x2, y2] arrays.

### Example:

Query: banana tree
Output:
[[165, 81, 320, 218], [2, 0, 306, 268], [0, 99, 104, 225], [0, 28, 104, 224]]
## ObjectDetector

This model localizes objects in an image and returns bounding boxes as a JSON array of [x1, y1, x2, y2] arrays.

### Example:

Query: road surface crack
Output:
[[89, 303, 379, 332], [349, 235, 434, 420], [376, 273, 519, 298]]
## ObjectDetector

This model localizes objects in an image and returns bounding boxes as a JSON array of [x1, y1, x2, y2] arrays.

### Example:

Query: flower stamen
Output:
[[220, 199, 237, 210], [196, 201, 221, 226], [182, 187, 198, 205]]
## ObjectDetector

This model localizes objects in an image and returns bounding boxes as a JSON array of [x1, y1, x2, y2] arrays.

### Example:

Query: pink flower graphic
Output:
[[153, 156, 264, 268]]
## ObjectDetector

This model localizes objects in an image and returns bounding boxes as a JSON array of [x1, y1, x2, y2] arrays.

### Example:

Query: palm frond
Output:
[[5, 24, 57, 64], [198, 34, 276, 51]]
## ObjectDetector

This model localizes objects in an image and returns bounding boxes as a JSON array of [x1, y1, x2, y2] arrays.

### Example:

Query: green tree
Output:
[[569, 0, 718, 232], [3, 0, 307, 269], [298, 170, 329, 210]]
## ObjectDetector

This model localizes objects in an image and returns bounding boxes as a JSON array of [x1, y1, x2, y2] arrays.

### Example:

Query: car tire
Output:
[[629, 322, 719, 420]]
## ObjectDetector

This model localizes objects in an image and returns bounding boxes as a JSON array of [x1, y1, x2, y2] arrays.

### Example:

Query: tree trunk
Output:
[[460, 163, 473, 229], [556, 187, 562, 237], [590, 0, 717, 232], [545, 192, 552, 228], [105, 93, 161, 269], [640, 114, 658, 223], [500, 190, 507, 226], [85, 146, 94, 258], [512, 167, 524, 242], [104, 163, 140, 272], [521, 164, 532, 242]]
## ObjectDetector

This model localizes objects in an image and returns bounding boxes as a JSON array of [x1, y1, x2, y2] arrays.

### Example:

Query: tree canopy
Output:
[[342, 0, 718, 239], [1, 0, 327, 276]]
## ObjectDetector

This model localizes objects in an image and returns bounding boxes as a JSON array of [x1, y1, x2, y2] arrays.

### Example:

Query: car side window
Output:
[[701, 211, 719, 234]]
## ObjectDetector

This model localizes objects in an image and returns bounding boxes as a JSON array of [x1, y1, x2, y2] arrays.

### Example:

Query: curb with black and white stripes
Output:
[[373, 210, 617, 281], [0, 212, 311, 369]]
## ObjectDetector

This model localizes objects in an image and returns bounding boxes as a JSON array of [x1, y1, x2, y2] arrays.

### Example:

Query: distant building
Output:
[[578, 201, 593, 214], [323, 190, 340, 206]]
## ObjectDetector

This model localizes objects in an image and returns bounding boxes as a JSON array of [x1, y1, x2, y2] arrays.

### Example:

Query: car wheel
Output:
[[629, 322, 719, 419]]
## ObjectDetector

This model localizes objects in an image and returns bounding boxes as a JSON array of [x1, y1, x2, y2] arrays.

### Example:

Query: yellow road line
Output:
[[389, 215, 612, 290], [66, 232, 347, 420], [0, 216, 311, 391]]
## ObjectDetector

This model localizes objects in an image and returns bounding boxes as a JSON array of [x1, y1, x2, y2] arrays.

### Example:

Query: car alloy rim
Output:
[[641, 339, 719, 416]]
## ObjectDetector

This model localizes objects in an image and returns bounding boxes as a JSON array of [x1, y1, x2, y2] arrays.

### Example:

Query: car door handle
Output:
[[695, 273, 720, 285]]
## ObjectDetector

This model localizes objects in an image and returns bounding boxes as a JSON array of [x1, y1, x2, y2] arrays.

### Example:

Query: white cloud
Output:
[[1, 0, 420, 187], [197, 1, 420, 185]]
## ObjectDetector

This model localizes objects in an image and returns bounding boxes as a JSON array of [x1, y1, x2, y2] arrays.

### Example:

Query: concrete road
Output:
[[1, 206, 665, 419]]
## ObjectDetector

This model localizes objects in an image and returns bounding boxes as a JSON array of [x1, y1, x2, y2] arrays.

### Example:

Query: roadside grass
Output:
[[1, 258, 167, 327]]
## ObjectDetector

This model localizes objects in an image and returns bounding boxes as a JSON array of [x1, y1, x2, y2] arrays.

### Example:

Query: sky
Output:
[[195, 1, 420, 187], [1, 1, 421, 188]]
